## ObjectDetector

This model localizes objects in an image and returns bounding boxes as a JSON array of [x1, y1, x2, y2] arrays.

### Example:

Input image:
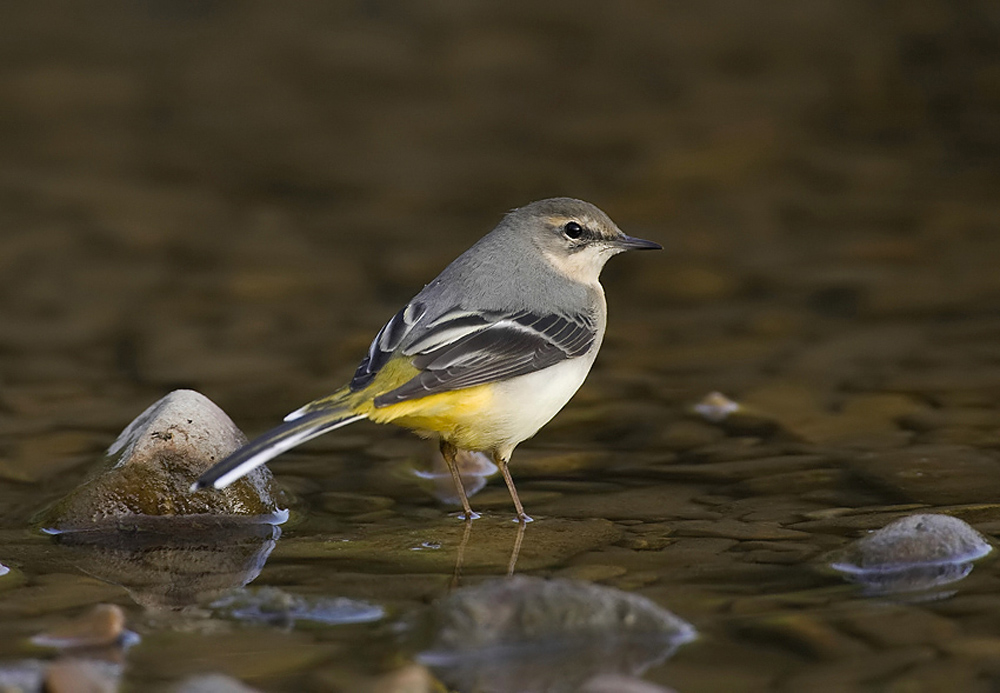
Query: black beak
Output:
[[615, 234, 662, 251]]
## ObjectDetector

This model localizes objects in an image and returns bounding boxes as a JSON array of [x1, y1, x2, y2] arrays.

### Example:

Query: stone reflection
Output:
[[414, 575, 694, 693], [52, 520, 281, 609], [829, 513, 992, 597], [36, 390, 288, 609], [211, 585, 383, 627]]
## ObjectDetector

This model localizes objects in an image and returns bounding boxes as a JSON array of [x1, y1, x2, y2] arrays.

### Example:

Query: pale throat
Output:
[[542, 245, 617, 285]]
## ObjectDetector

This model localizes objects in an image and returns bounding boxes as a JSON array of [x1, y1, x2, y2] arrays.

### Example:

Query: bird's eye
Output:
[[563, 221, 584, 239]]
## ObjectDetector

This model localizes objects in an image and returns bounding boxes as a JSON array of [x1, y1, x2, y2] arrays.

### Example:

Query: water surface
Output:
[[1, 2, 1000, 691]]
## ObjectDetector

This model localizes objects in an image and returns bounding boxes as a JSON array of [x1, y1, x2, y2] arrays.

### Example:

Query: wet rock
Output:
[[829, 513, 992, 595], [415, 575, 695, 693], [692, 392, 742, 423], [211, 586, 383, 626], [832, 514, 991, 571], [31, 603, 128, 649], [40, 390, 285, 532], [690, 392, 780, 437]]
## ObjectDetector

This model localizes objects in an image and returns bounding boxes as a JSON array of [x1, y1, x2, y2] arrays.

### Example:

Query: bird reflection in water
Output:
[[412, 445, 525, 583]]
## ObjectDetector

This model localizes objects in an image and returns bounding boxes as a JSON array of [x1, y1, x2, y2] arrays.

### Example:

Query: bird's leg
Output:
[[495, 453, 533, 523], [440, 440, 480, 520]]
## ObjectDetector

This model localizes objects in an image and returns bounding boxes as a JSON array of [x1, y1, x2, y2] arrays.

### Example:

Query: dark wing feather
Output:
[[372, 310, 597, 406], [350, 300, 427, 391]]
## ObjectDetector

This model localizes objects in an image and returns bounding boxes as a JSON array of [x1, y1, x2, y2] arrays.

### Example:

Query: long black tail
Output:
[[191, 409, 366, 491]]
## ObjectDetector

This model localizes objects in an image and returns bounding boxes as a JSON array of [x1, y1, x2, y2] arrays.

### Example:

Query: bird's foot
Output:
[[514, 512, 534, 524], [452, 510, 481, 521]]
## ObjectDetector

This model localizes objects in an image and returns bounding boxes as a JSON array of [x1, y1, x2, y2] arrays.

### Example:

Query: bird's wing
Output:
[[349, 299, 429, 392], [362, 306, 598, 406]]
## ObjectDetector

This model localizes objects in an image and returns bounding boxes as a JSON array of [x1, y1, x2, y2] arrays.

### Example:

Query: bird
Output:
[[193, 198, 660, 522]]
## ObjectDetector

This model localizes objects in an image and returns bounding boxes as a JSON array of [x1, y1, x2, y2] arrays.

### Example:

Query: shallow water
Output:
[[2, 1, 1000, 691]]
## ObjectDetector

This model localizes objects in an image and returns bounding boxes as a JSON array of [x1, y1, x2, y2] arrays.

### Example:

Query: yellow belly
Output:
[[357, 383, 497, 450], [337, 351, 591, 455]]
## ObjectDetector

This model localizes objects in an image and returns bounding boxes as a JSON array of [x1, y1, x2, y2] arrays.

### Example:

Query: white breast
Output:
[[486, 350, 599, 458]]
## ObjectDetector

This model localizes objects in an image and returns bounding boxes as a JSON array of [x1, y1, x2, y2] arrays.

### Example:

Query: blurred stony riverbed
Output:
[[2, 1, 1000, 691]]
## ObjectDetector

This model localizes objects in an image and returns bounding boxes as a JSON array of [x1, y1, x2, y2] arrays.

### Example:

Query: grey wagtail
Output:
[[193, 198, 660, 522]]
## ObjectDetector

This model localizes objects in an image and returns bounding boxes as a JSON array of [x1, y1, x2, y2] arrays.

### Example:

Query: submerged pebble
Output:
[[31, 603, 130, 649], [832, 514, 991, 572], [416, 575, 695, 693], [693, 392, 741, 423], [211, 586, 383, 626], [829, 513, 992, 595], [426, 578, 684, 649]]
